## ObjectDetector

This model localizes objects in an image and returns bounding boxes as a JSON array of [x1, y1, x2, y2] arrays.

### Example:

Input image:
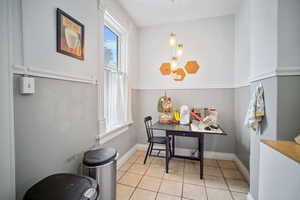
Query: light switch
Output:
[[19, 76, 35, 94]]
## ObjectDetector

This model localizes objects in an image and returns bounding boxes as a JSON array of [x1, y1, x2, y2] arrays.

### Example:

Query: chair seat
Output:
[[150, 136, 170, 144]]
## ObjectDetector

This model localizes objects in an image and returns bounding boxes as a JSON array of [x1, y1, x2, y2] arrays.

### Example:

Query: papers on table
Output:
[[191, 122, 224, 134]]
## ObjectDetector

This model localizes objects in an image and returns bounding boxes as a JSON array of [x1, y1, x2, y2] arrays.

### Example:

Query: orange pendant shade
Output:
[[160, 63, 171, 75], [184, 61, 200, 74], [173, 68, 186, 81]]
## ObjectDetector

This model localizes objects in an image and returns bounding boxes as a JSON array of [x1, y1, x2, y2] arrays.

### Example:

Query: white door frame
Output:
[[0, 0, 16, 199]]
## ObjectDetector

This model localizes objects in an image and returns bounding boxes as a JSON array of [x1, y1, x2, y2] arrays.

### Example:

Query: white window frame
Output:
[[104, 11, 127, 73], [101, 11, 131, 141]]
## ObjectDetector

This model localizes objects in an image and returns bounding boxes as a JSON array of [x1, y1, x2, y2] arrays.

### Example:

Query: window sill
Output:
[[99, 121, 134, 145]]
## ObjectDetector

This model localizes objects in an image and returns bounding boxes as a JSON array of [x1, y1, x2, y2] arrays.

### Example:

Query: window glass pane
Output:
[[104, 25, 118, 70]]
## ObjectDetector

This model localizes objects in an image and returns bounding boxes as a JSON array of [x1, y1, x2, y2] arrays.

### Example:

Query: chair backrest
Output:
[[144, 116, 153, 141]]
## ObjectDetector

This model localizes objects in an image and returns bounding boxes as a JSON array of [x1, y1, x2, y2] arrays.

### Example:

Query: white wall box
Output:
[[19, 76, 35, 94]]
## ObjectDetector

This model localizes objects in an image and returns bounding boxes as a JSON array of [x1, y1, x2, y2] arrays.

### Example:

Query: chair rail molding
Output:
[[12, 64, 97, 84], [249, 66, 300, 83], [276, 66, 300, 76]]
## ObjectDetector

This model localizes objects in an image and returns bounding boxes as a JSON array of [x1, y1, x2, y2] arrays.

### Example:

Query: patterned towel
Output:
[[244, 83, 265, 134]]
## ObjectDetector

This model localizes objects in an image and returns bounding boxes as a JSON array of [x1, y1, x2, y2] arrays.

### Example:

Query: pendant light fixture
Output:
[[169, 33, 176, 47], [176, 44, 183, 57], [160, 33, 200, 81], [170, 57, 178, 71]]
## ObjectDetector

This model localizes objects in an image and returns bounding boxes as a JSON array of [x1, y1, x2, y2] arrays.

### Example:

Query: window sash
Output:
[[104, 25, 119, 71], [103, 12, 128, 131]]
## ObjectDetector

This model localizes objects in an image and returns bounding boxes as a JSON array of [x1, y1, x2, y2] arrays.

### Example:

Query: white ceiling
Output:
[[117, 0, 240, 27]]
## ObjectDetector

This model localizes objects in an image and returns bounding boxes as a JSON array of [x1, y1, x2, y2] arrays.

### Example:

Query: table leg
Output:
[[172, 135, 175, 156], [199, 135, 204, 179], [165, 137, 170, 173]]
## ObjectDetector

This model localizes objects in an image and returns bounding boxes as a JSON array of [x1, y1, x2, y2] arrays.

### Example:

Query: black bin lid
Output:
[[83, 148, 117, 167], [23, 173, 98, 200]]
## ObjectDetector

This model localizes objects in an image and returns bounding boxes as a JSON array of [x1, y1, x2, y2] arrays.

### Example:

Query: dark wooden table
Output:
[[150, 122, 226, 179]]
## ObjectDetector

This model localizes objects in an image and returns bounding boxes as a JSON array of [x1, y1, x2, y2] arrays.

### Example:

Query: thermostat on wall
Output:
[[19, 76, 35, 94]]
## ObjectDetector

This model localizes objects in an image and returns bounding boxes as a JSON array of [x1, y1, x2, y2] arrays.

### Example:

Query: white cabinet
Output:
[[259, 142, 300, 200]]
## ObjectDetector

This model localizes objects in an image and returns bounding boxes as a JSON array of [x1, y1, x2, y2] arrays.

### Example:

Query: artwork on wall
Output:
[[56, 8, 84, 60]]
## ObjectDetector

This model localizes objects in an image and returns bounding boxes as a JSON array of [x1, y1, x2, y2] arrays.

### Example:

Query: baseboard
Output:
[[247, 193, 255, 200], [136, 143, 235, 159], [116, 144, 137, 169], [233, 155, 250, 182]]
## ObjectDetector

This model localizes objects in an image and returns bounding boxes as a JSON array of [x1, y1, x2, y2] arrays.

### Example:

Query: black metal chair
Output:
[[143, 116, 172, 173]]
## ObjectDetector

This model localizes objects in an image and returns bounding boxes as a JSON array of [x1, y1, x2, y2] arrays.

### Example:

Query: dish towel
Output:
[[244, 83, 265, 134]]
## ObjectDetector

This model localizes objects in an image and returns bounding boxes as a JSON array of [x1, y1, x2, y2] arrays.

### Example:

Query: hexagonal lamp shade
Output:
[[184, 61, 200, 74], [173, 68, 186, 81], [160, 62, 171, 75]]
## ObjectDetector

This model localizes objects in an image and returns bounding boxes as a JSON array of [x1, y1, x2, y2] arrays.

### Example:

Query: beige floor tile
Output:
[[205, 175, 228, 190], [117, 184, 135, 200], [163, 169, 183, 182], [222, 169, 244, 179], [204, 159, 219, 167], [130, 188, 156, 200], [185, 159, 199, 164], [169, 163, 184, 172], [118, 172, 143, 187], [231, 192, 248, 200], [156, 193, 181, 200], [135, 155, 152, 165], [138, 176, 161, 192], [146, 166, 165, 178], [204, 166, 223, 177], [119, 162, 133, 172], [184, 163, 200, 174], [135, 150, 147, 157], [159, 180, 183, 196], [169, 159, 185, 166], [117, 170, 126, 181], [135, 155, 146, 164], [128, 164, 149, 175], [206, 188, 233, 200], [127, 156, 139, 164], [151, 157, 165, 167], [226, 179, 249, 193], [218, 160, 237, 169], [130, 153, 141, 159], [131, 152, 141, 158], [182, 184, 206, 200], [184, 173, 205, 186]]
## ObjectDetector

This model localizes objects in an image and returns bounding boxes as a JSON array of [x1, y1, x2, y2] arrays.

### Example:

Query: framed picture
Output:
[[57, 8, 84, 60]]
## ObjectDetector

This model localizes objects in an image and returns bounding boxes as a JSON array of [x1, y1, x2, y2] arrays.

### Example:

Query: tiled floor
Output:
[[117, 150, 249, 200]]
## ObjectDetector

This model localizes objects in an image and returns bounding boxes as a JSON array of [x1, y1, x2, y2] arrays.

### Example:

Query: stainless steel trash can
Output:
[[83, 148, 118, 200]]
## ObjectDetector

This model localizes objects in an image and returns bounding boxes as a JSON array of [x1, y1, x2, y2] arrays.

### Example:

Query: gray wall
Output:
[[14, 75, 98, 200], [133, 89, 236, 153], [234, 86, 250, 169], [249, 77, 278, 200], [102, 127, 137, 158], [249, 76, 300, 200], [277, 76, 300, 140]]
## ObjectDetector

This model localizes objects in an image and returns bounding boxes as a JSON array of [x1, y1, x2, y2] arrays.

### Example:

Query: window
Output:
[[104, 14, 128, 131], [104, 26, 118, 71]]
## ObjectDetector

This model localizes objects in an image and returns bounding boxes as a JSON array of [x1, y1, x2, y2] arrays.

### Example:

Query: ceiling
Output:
[[117, 0, 240, 27]]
